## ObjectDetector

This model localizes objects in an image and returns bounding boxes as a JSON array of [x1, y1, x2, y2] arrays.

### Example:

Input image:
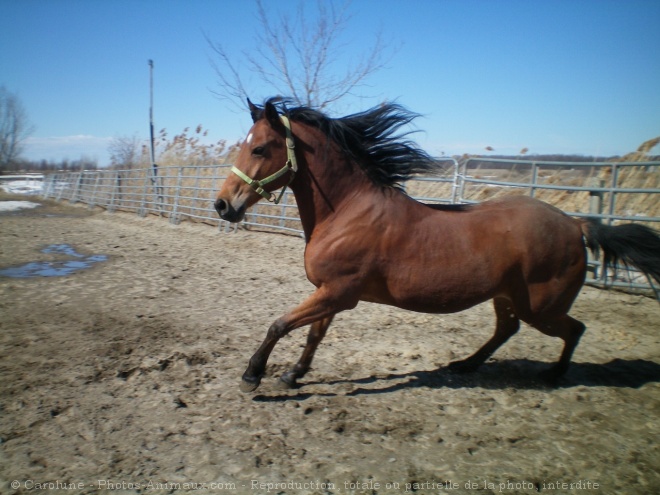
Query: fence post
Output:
[[139, 168, 151, 217], [89, 172, 101, 209], [450, 159, 460, 203], [457, 158, 469, 203], [70, 172, 84, 203], [170, 167, 183, 225], [529, 162, 538, 198], [109, 172, 121, 212], [191, 166, 202, 219], [279, 190, 288, 229], [607, 164, 619, 226], [56, 174, 67, 201], [588, 177, 604, 218], [586, 177, 605, 281]]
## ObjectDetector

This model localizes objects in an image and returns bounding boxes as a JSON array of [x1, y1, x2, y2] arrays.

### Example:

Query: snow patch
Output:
[[0, 201, 41, 212], [0, 175, 44, 195]]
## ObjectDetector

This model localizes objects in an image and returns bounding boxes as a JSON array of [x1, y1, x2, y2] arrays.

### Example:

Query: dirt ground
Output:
[[1, 197, 659, 495]]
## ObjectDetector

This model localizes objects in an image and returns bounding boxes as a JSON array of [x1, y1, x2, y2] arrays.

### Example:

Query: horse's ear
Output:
[[247, 98, 262, 123], [264, 100, 284, 131]]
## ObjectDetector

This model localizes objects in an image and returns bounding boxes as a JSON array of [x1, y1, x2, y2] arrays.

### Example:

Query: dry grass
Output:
[[409, 163, 659, 223], [142, 125, 241, 167], [408, 137, 660, 226]]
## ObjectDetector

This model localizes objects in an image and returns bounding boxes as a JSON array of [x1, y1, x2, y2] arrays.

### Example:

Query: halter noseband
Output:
[[230, 115, 298, 205]]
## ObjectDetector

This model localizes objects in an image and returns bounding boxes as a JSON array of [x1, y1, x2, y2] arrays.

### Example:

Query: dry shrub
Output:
[[84, 126, 239, 221], [139, 125, 241, 167], [407, 138, 659, 227]]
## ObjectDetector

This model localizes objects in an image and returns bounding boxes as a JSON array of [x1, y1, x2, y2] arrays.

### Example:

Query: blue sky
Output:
[[2, 0, 659, 166]]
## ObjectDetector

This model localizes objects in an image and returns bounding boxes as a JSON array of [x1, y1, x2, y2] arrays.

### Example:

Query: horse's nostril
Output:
[[214, 198, 228, 216]]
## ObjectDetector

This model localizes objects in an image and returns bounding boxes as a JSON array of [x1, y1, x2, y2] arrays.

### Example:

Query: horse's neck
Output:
[[291, 147, 374, 240]]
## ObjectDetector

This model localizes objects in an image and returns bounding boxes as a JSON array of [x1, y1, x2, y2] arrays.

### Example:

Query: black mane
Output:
[[257, 98, 440, 190]]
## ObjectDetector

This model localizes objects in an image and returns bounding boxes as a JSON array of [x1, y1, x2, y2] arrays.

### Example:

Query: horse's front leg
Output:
[[240, 287, 355, 393], [278, 315, 335, 389]]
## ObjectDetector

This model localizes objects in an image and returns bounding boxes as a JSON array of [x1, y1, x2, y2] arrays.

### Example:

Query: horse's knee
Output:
[[267, 318, 290, 339]]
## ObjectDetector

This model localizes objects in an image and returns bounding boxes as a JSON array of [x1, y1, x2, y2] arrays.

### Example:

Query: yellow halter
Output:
[[230, 115, 298, 205]]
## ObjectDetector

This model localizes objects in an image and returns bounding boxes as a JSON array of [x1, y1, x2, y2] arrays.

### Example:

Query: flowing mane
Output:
[[255, 98, 440, 190]]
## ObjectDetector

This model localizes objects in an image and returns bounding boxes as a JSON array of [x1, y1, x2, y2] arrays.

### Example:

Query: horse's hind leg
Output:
[[530, 315, 585, 382], [449, 297, 520, 373], [278, 315, 334, 389]]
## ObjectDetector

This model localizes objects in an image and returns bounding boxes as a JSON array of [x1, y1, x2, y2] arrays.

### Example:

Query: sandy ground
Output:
[[1, 197, 659, 495]]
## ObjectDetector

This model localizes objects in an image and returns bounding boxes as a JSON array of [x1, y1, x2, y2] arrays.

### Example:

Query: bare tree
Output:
[[108, 134, 142, 169], [208, 0, 393, 111], [0, 86, 34, 168]]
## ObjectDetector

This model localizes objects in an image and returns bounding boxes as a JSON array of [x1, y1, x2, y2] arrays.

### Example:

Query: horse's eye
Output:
[[252, 146, 265, 156]]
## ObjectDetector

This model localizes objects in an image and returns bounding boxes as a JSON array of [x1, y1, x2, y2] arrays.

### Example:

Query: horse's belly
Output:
[[360, 272, 496, 314]]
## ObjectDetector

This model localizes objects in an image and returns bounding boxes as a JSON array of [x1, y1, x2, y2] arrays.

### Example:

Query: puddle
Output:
[[0, 244, 108, 278], [42, 244, 86, 258]]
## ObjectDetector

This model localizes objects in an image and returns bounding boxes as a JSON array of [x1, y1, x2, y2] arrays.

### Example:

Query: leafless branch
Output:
[[0, 86, 34, 167], [207, 0, 395, 111]]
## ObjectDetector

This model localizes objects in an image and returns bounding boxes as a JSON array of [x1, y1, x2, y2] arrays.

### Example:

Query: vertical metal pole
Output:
[[588, 177, 604, 218], [56, 173, 66, 201], [71, 172, 84, 203], [170, 167, 183, 225], [450, 158, 460, 203], [457, 158, 469, 203], [279, 190, 288, 229], [148, 60, 163, 211], [139, 167, 150, 217], [587, 176, 604, 281], [109, 172, 120, 213], [90, 172, 101, 208], [149, 60, 157, 175], [191, 166, 202, 218], [608, 164, 619, 226]]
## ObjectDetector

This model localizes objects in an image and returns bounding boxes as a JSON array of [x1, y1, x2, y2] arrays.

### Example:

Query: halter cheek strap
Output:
[[230, 115, 298, 205]]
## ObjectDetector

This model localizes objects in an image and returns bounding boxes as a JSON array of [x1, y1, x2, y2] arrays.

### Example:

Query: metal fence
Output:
[[457, 158, 660, 224], [41, 158, 660, 294]]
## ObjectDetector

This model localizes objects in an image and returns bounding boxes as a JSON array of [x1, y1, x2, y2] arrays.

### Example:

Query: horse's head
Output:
[[214, 99, 297, 222]]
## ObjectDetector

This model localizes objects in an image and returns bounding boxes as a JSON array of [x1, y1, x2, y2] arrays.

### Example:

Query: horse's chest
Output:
[[303, 235, 374, 287]]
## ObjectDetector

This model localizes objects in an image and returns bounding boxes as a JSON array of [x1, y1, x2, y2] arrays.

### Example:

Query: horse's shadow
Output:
[[252, 358, 660, 402]]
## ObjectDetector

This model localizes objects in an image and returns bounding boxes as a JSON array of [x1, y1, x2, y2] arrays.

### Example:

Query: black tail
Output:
[[583, 219, 660, 288]]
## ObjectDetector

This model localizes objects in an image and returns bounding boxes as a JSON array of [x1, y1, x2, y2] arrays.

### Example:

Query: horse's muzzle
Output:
[[214, 198, 245, 223]]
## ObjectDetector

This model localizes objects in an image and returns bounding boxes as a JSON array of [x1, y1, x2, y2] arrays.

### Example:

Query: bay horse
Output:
[[214, 98, 660, 393]]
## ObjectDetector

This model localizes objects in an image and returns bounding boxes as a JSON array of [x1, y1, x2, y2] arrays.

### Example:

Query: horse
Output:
[[214, 97, 660, 393]]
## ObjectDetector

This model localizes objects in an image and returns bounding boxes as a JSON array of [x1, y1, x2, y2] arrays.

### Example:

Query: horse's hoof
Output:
[[239, 377, 261, 393], [275, 378, 295, 390], [276, 372, 298, 390]]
